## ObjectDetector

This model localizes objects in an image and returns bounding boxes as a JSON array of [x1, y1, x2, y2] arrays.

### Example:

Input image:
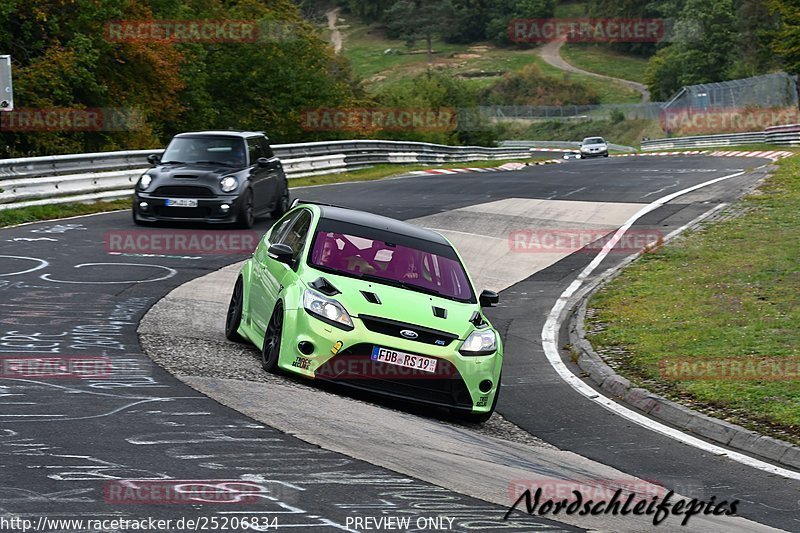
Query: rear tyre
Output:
[[271, 186, 290, 219], [236, 189, 255, 229], [225, 276, 246, 343], [261, 304, 283, 373], [604, 153, 609, 157]]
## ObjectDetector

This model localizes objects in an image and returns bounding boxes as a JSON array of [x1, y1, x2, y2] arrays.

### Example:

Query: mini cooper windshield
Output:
[[161, 136, 246, 166], [308, 220, 474, 302]]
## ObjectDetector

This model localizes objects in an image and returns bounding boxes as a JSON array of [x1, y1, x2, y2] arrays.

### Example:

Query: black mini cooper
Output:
[[133, 131, 290, 228]]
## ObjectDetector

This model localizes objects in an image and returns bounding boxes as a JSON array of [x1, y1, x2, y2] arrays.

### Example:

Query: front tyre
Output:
[[261, 304, 283, 373], [236, 189, 255, 229], [225, 276, 246, 343]]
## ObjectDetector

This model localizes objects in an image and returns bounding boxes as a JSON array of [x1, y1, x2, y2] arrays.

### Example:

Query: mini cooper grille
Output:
[[316, 344, 473, 409], [358, 315, 457, 347], [153, 186, 214, 198]]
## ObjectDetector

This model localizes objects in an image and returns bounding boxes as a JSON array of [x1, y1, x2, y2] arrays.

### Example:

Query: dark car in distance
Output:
[[133, 131, 290, 228]]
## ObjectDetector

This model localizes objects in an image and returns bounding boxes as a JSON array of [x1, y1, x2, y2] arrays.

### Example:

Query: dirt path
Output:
[[326, 7, 342, 54], [537, 38, 651, 102]]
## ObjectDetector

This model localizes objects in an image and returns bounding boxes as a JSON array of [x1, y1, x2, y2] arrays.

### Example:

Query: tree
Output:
[[384, 0, 456, 63], [644, 0, 737, 100], [770, 0, 800, 75]]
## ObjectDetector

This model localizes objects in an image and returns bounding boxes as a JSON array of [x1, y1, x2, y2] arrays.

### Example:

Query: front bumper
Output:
[[580, 149, 608, 158], [133, 191, 244, 224], [279, 307, 502, 413]]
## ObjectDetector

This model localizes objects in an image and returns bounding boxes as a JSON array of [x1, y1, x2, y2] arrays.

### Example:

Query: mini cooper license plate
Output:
[[371, 346, 437, 373], [166, 198, 198, 207]]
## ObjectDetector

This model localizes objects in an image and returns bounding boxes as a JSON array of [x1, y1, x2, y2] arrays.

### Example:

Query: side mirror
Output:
[[479, 290, 499, 308], [147, 154, 160, 165], [257, 157, 271, 167], [268, 243, 294, 265]]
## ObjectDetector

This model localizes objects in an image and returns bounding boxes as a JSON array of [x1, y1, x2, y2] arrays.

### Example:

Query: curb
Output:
[[564, 167, 800, 472], [407, 159, 562, 175]]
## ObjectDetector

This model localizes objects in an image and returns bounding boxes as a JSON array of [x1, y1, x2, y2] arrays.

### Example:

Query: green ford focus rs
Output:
[[225, 200, 502, 422]]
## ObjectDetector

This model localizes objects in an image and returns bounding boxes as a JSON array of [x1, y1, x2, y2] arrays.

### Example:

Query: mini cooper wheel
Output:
[[261, 304, 283, 373], [236, 189, 255, 229], [225, 276, 246, 342], [271, 187, 290, 219]]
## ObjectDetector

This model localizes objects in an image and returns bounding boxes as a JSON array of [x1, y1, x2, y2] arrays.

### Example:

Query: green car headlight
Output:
[[302, 289, 354, 331], [460, 328, 497, 356], [220, 175, 238, 192]]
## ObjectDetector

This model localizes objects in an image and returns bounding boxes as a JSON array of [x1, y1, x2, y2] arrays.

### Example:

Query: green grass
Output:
[[554, 2, 589, 18], [560, 44, 649, 84], [0, 158, 546, 228], [526, 54, 641, 104], [499, 118, 663, 148], [586, 152, 800, 444], [339, 20, 641, 104], [289, 157, 547, 187]]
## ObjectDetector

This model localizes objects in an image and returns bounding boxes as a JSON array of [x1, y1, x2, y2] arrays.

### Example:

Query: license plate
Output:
[[166, 198, 198, 207], [371, 346, 437, 373]]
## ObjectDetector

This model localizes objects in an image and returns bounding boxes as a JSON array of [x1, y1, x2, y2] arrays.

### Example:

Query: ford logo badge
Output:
[[400, 329, 418, 339]]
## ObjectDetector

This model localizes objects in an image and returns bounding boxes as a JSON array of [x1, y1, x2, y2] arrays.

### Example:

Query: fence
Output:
[[663, 73, 799, 114]]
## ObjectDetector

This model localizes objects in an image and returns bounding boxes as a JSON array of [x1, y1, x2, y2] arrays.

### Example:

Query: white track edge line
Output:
[[541, 167, 800, 481]]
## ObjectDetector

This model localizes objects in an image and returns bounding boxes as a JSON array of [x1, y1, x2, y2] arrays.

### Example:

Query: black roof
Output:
[[174, 130, 266, 139], [317, 205, 449, 245]]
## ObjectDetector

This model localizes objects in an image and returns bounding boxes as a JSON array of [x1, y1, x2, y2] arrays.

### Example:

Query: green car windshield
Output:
[[308, 220, 475, 302]]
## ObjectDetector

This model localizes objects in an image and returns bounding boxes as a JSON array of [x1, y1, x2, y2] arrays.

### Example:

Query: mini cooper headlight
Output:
[[220, 176, 238, 193], [460, 328, 497, 356], [303, 289, 354, 330], [138, 173, 153, 190]]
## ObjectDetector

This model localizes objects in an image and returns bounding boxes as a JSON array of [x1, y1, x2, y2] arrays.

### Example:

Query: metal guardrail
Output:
[[765, 124, 800, 146], [642, 124, 800, 151], [0, 140, 534, 210]]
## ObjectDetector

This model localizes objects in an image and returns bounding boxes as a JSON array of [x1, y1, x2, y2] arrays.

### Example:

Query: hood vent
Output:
[[360, 291, 382, 304], [469, 311, 486, 328], [432, 306, 447, 319], [309, 277, 340, 296]]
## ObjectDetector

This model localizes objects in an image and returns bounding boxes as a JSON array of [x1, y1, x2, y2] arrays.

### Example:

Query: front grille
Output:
[[153, 186, 214, 198], [154, 206, 211, 219], [359, 315, 457, 347], [316, 343, 473, 409]]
